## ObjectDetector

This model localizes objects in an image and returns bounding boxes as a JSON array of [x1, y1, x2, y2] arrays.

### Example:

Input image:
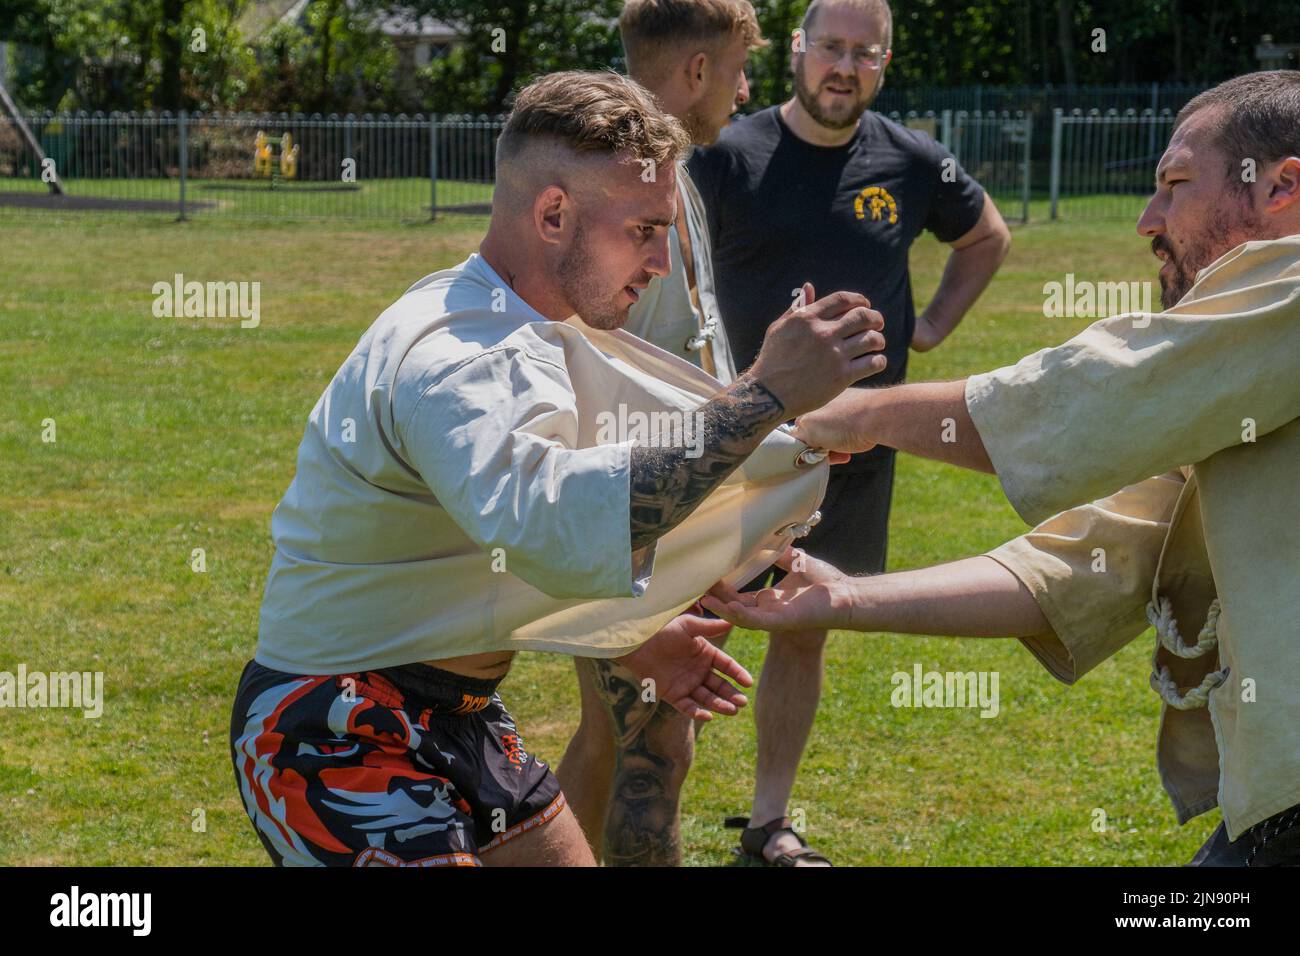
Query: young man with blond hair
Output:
[[557, 0, 776, 867], [230, 69, 886, 867], [609, 0, 766, 378]]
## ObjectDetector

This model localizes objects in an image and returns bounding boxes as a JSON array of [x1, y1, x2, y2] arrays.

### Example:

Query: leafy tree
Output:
[[745, 0, 1300, 96], [391, 0, 623, 114], [244, 0, 399, 113], [4, 0, 1300, 115], [0, 0, 257, 111]]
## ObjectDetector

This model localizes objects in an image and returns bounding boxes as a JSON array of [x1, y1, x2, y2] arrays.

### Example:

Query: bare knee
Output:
[[613, 702, 696, 791]]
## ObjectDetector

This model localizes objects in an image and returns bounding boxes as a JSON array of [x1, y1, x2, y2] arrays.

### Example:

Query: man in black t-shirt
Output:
[[688, 0, 1010, 865]]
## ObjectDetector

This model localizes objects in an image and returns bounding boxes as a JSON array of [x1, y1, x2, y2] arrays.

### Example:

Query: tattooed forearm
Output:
[[629, 375, 785, 551], [582, 658, 689, 867]]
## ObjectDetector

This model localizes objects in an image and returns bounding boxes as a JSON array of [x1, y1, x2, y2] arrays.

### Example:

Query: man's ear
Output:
[[1264, 156, 1300, 214], [685, 50, 708, 97], [534, 185, 569, 245]]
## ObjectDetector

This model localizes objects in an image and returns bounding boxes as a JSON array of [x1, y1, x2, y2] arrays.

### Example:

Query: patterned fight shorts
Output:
[[229, 659, 564, 867]]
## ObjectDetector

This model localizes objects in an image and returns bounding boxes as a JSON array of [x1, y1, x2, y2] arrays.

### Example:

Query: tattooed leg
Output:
[[630, 376, 785, 551], [604, 374, 785, 861], [577, 657, 697, 866]]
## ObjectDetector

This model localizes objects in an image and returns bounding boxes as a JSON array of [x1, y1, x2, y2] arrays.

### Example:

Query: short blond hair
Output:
[[497, 70, 690, 170], [619, 0, 767, 85]]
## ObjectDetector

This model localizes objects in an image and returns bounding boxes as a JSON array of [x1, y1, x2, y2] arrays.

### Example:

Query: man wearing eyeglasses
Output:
[[689, 0, 1010, 865]]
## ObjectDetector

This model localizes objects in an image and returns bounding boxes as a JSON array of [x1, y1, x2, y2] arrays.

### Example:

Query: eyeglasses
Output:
[[807, 38, 890, 71]]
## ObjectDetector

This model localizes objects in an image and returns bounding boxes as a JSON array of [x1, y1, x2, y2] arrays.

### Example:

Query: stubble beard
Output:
[[557, 219, 628, 331], [1155, 192, 1262, 308], [793, 57, 874, 131], [681, 102, 719, 147]]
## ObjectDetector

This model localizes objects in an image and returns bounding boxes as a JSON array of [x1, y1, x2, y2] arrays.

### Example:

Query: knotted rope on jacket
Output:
[[1146, 596, 1229, 710]]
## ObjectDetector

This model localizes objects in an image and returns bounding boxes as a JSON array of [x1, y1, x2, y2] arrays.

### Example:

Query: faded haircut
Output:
[[1175, 71, 1300, 193], [619, 0, 767, 86], [802, 0, 893, 47], [496, 70, 690, 173]]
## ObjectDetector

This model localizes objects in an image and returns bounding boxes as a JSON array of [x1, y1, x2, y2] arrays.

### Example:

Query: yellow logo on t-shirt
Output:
[[854, 186, 898, 225]]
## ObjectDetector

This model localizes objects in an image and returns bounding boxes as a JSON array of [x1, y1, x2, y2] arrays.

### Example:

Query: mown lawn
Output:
[[0, 207, 1217, 865], [0, 176, 493, 219]]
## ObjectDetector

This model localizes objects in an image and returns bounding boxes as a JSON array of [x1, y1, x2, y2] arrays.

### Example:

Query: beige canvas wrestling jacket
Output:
[[965, 236, 1300, 839], [256, 253, 827, 674]]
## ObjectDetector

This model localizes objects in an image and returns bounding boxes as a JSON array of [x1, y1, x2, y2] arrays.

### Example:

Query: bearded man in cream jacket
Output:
[[705, 71, 1300, 866], [230, 70, 886, 868]]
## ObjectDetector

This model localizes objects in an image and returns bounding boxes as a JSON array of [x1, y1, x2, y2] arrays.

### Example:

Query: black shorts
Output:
[[229, 659, 563, 867], [743, 452, 895, 592]]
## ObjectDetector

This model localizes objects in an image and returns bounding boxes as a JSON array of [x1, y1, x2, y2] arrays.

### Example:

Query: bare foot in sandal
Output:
[[726, 816, 833, 866], [763, 827, 832, 866]]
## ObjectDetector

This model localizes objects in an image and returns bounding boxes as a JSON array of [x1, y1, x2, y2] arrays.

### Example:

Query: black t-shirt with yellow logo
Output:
[[688, 106, 986, 466]]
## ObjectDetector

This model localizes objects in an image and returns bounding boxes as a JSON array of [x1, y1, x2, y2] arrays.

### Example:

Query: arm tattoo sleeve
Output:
[[582, 657, 691, 867], [629, 376, 784, 551]]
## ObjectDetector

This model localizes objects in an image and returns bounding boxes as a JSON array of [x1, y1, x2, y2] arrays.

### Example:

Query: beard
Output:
[[556, 219, 635, 331], [793, 56, 875, 130], [1153, 196, 1261, 308], [681, 102, 721, 146]]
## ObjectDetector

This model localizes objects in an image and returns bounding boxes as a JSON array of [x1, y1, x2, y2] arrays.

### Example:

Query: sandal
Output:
[[725, 815, 833, 867]]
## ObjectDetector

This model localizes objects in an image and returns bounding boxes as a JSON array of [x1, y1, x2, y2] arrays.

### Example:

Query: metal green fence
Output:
[[0, 110, 504, 219], [1048, 108, 1177, 220], [0, 103, 1175, 223], [947, 110, 1032, 224], [886, 109, 1032, 223], [875, 81, 1202, 172]]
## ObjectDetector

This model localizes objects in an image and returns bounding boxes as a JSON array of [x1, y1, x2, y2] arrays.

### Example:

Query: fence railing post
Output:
[[940, 108, 952, 148], [429, 114, 438, 221], [1147, 81, 1159, 157], [177, 109, 187, 221], [1049, 108, 1063, 221], [1021, 115, 1032, 224]]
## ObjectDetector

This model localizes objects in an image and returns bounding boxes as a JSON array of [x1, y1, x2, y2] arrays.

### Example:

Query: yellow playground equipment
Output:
[[252, 131, 300, 180], [280, 133, 299, 178]]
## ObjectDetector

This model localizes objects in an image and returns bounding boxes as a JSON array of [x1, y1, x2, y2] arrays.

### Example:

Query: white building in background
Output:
[[374, 9, 458, 71], [373, 8, 458, 99]]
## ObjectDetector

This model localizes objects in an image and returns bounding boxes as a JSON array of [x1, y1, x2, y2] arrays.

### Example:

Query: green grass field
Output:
[[0, 176, 494, 218], [0, 207, 1218, 866]]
